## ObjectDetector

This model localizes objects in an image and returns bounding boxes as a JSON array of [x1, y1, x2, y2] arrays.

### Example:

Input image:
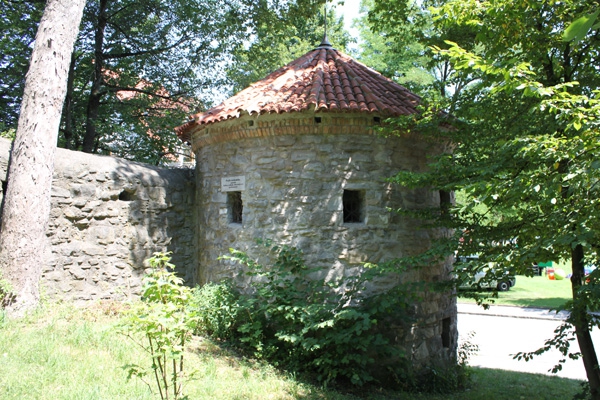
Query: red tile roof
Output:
[[175, 44, 421, 141]]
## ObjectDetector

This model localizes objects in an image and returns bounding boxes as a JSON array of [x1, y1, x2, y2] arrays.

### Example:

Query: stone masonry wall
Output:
[[193, 112, 457, 366], [0, 138, 196, 302]]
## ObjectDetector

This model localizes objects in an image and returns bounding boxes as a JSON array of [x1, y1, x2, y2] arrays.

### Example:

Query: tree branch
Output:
[[103, 83, 187, 103], [103, 35, 189, 60]]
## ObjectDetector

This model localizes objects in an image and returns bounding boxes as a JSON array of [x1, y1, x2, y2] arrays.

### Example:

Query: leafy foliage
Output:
[[357, 0, 435, 94], [226, 6, 350, 93], [0, 0, 45, 130], [377, 0, 600, 395], [0, 126, 15, 141], [0, 0, 326, 164], [362, 0, 478, 102], [190, 280, 241, 341], [563, 9, 600, 43], [189, 239, 470, 390], [119, 252, 197, 400], [194, 240, 414, 386], [514, 322, 581, 374]]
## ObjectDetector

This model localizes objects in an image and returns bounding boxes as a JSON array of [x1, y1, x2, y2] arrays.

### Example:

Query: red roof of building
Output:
[[175, 44, 421, 141]]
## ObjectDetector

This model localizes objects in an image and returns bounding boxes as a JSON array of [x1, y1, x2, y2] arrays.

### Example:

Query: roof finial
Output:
[[318, 2, 332, 48]]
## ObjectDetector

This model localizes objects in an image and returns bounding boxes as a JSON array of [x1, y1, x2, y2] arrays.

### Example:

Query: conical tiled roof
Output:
[[175, 44, 421, 141]]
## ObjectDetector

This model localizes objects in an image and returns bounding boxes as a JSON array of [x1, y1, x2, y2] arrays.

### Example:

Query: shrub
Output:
[[193, 239, 418, 387], [190, 280, 241, 341], [119, 252, 197, 400]]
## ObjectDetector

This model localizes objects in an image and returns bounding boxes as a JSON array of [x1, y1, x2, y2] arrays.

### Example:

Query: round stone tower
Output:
[[176, 40, 457, 370]]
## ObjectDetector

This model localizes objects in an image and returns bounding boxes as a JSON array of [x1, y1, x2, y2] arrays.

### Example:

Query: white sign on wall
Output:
[[221, 176, 245, 192]]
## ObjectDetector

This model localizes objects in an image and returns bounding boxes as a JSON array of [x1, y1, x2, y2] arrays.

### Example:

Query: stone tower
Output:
[[176, 40, 457, 369]]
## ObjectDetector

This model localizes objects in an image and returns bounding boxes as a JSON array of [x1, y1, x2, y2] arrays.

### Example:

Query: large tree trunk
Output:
[[571, 244, 600, 399], [0, 0, 86, 317], [82, 0, 109, 154]]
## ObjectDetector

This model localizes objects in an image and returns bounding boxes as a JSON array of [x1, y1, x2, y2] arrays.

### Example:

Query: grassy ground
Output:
[[459, 260, 573, 310], [0, 302, 585, 400]]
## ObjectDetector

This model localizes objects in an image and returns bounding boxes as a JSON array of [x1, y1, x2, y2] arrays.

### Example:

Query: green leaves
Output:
[[379, 0, 600, 388], [201, 240, 416, 386], [563, 9, 600, 43], [1, 0, 326, 163], [119, 252, 196, 400], [226, 5, 346, 94], [0, 1, 44, 129]]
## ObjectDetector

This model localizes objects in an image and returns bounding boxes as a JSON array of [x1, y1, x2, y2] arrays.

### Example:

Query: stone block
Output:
[[291, 150, 316, 161], [82, 200, 103, 213], [82, 243, 105, 256], [93, 204, 121, 219], [69, 265, 87, 280], [274, 135, 296, 146], [70, 183, 97, 198], [63, 206, 85, 220], [52, 186, 71, 198]]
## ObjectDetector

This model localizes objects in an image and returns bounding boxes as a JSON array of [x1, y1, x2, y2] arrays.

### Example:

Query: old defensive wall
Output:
[[0, 138, 196, 302]]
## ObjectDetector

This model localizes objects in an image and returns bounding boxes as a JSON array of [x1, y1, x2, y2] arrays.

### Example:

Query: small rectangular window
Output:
[[228, 191, 243, 224], [343, 190, 364, 223], [439, 190, 452, 216], [442, 317, 452, 348]]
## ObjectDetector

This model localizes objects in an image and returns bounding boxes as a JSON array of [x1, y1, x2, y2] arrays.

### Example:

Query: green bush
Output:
[[192, 240, 418, 387], [119, 252, 197, 400], [190, 280, 241, 341]]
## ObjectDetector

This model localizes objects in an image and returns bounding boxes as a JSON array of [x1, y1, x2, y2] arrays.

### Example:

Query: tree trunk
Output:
[[0, 0, 86, 317], [82, 0, 109, 154], [571, 244, 600, 399], [62, 52, 77, 150]]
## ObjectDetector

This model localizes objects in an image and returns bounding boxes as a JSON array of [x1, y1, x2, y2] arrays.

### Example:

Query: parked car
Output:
[[455, 255, 516, 291]]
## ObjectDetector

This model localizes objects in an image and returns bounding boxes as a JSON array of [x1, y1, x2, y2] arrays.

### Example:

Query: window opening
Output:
[[373, 116, 381, 124], [439, 190, 452, 217], [441, 317, 452, 348], [248, 120, 254, 127], [343, 190, 364, 223], [314, 116, 322, 124], [228, 191, 243, 224]]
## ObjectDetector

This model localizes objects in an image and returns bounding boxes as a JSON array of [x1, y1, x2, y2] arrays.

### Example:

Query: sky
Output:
[[336, 0, 362, 33], [333, 0, 363, 48]]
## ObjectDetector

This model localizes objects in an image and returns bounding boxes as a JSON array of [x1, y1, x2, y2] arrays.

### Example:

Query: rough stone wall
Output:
[[193, 112, 457, 366], [0, 138, 196, 302]]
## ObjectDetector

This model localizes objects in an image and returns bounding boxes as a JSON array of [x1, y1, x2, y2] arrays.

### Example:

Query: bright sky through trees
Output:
[[335, 0, 362, 40]]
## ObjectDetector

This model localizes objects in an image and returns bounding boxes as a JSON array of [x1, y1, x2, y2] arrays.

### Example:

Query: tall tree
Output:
[[70, 0, 326, 163], [0, 0, 45, 134], [363, 0, 477, 102], [225, 5, 351, 93], [0, 0, 87, 316], [1, 0, 326, 164], [355, 0, 434, 95], [379, 0, 600, 396]]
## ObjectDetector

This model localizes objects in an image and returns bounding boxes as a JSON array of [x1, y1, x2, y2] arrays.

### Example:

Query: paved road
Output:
[[457, 303, 600, 381]]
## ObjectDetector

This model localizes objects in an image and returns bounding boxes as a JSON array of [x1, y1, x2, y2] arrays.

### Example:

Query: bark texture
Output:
[[571, 245, 600, 399], [0, 0, 86, 316]]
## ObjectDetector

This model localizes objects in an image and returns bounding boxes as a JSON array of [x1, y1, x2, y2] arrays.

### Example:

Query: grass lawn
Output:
[[0, 302, 586, 399], [459, 260, 574, 310]]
